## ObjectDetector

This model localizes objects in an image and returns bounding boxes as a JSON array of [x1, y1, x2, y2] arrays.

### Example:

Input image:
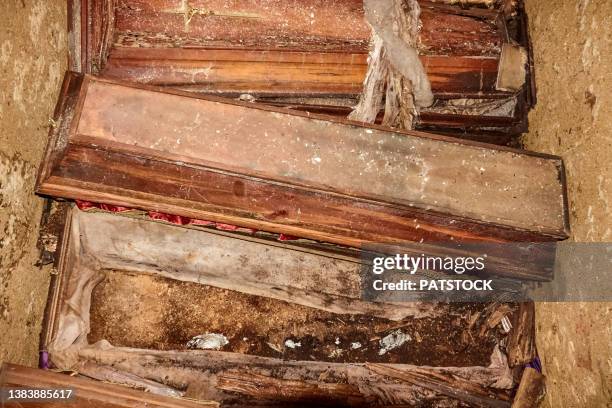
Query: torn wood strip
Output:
[[0, 363, 218, 408], [506, 302, 536, 367], [479, 303, 515, 337], [76, 361, 185, 398], [366, 363, 512, 408], [216, 370, 365, 406], [511, 367, 546, 408]]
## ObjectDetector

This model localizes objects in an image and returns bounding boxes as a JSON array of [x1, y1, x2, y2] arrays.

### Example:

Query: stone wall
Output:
[[523, 0, 611, 406], [0, 0, 67, 365]]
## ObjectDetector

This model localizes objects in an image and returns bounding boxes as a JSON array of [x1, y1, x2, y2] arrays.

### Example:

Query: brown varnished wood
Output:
[[36, 74, 569, 282], [102, 48, 501, 96], [69, 0, 533, 143], [112, 0, 500, 56]]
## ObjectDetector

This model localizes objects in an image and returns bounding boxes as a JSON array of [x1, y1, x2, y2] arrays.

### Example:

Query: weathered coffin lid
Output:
[[76, 76, 567, 234]]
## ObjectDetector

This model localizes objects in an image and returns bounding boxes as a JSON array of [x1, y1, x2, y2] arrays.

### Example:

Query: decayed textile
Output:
[[350, 0, 433, 129]]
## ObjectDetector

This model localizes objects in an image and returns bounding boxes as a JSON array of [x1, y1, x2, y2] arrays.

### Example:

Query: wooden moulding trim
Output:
[[39, 207, 75, 352], [50, 142, 568, 242], [35, 72, 83, 188], [67, 0, 82, 72], [102, 49, 503, 95]]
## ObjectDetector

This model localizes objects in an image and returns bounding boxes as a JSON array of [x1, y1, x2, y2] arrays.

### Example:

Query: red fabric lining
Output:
[[74, 200, 300, 240]]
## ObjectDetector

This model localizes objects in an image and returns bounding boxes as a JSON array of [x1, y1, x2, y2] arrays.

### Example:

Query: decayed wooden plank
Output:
[[0, 363, 218, 408], [215, 370, 366, 406], [36, 74, 568, 276], [367, 363, 512, 408], [511, 367, 546, 408], [73, 346, 514, 407], [506, 302, 536, 367]]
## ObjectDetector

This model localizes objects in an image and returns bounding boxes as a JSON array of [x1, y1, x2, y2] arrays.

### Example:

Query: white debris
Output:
[[350, 342, 362, 350], [378, 330, 411, 355], [284, 339, 302, 349], [335, 337, 341, 345], [187, 333, 229, 350], [501, 316, 513, 333], [238, 93, 256, 102]]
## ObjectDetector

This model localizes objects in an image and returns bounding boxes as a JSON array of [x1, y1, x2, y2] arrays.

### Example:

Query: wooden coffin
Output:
[[36, 73, 568, 279], [68, 0, 536, 144], [40, 207, 537, 407]]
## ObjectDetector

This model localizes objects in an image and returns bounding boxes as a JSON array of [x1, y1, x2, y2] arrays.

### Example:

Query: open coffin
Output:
[[43, 207, 540, 407], [37, 73, 568, 279], [68, 0, 536, 144]]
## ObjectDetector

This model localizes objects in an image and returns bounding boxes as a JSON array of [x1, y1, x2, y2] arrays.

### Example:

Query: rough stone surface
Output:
[[523, 0, 612, 406], [0, 0, 67, 365]]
